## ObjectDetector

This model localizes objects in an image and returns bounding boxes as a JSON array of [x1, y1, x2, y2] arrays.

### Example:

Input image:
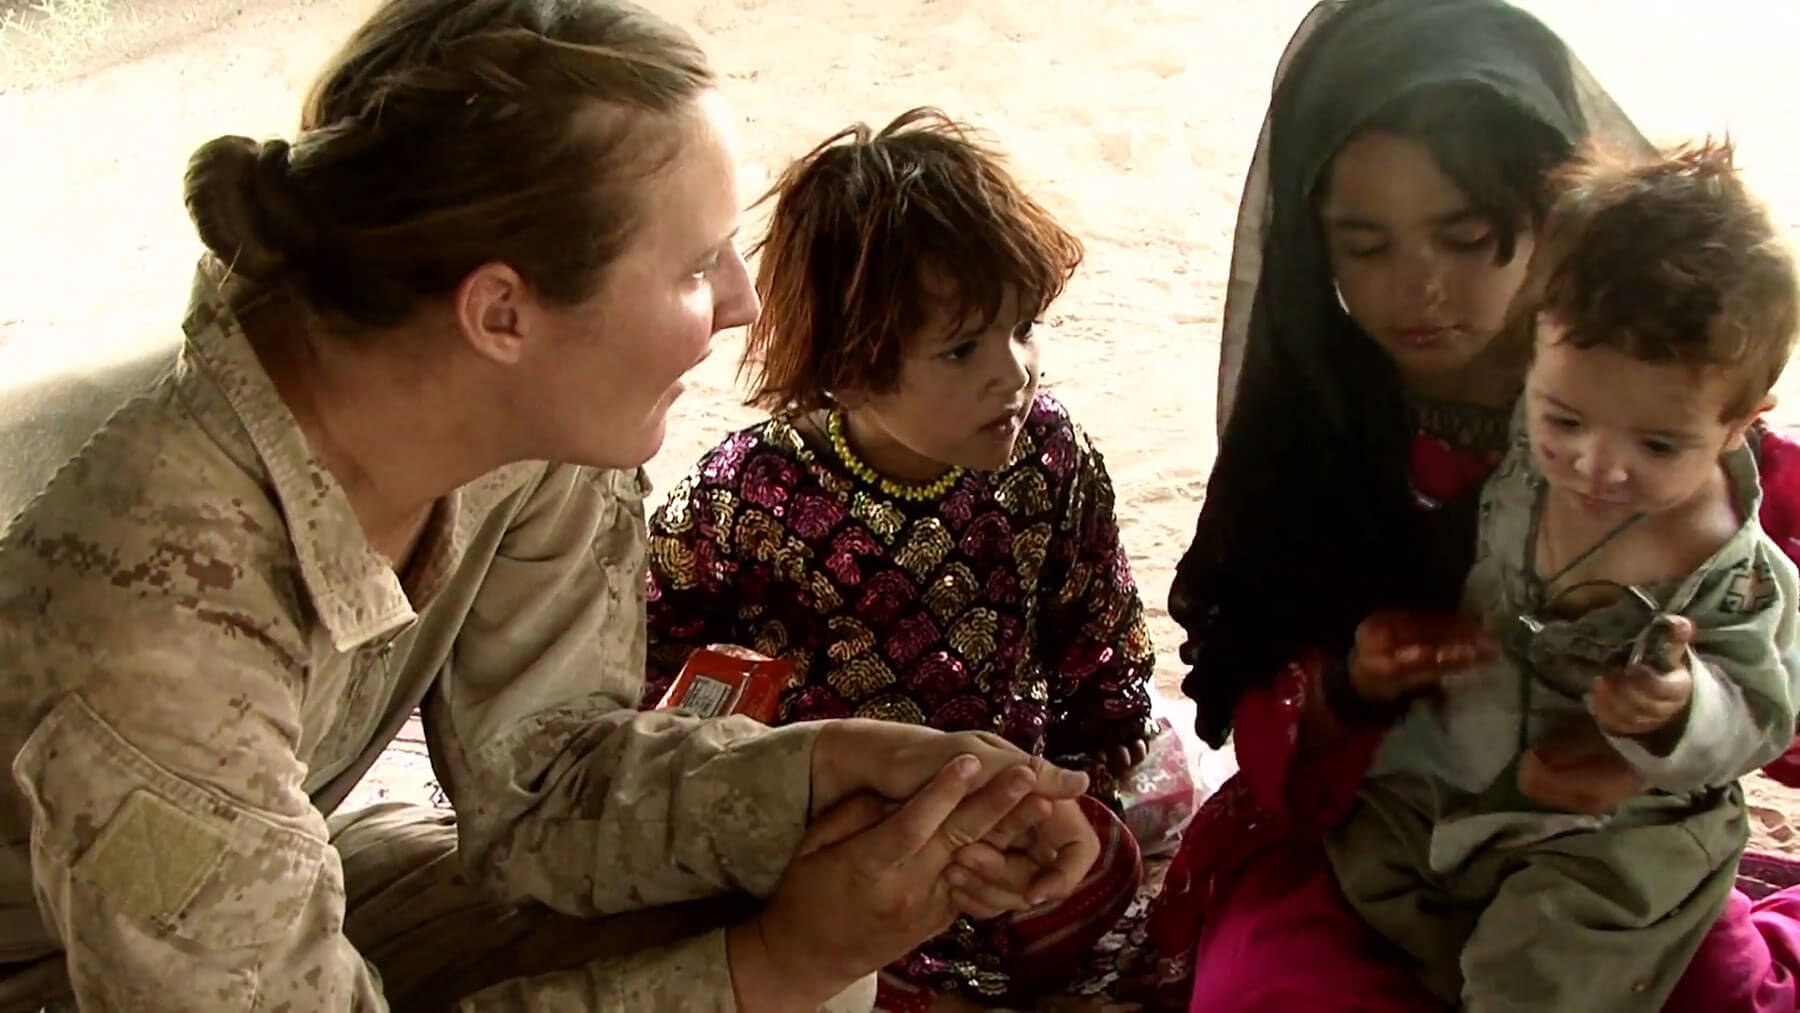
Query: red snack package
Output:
[[653, 645, 799, 723]]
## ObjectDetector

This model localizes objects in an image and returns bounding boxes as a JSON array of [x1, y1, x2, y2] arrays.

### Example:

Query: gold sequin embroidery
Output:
[[699, 488, 738, 544], [850, 492, 906, 542], [925, 563, 978, 621], [1054, 562, 1092, 608], [753, 621, 789, 658], [735, 510, 784, 563], [1013, 523, 1051, 582], [856, 693, 927, 725], [1123, 622, 1152, 658], [648, 535, 699, 590], [658, 483, 696, 534], [808, 570, 843, 613], [774, 536, 812, 585], [948, 608, 999, 663], [829, 654, 897, 700], [896, 518, 952, 578], [827, 616, 876, 660], [994, 469, 1051, 517]]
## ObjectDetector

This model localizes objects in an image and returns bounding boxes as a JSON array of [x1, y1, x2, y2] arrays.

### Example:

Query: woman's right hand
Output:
[[727, 756, 1041, 1011], [1348, 609, 1495, 702]]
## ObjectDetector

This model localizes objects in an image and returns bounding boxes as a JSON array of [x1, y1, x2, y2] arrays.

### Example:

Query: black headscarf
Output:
[[1172, 0, 1648, 748]]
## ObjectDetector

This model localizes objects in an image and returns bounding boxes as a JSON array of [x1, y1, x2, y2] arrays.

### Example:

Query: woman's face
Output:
[[1321, 130, 1533, 390], [518, 90, 759, 470]]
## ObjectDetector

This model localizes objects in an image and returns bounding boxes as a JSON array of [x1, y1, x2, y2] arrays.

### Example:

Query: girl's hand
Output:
[[1348, 609, 1495, 702], [947, 796, 1103, 917], [1105, 738, 1150, 777], [1518, 722, 1645, 814]]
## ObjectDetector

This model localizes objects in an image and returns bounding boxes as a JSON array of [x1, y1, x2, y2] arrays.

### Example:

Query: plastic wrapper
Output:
[[1116, 715, 1200, 857], [652, 644, 799, 723]]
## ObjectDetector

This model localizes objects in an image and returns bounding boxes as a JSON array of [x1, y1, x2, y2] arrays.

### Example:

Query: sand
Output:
[[4, 0, 1800, 850]]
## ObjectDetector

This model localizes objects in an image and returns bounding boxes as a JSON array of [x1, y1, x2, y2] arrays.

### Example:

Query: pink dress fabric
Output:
[[1145, 425, 1800, 1012]]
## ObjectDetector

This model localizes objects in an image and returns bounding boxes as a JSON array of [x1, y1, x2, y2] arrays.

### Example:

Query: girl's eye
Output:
[[941, 340, 978, 363], [1443, 233, 1493, 253], [1338, 244, 1388, 261], [1544, 414, 1581, 431], [1642, 440, 1679, 458], [1014, 320, 1038, 341]]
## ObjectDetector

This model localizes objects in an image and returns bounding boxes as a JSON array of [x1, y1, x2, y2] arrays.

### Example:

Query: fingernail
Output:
[[954, 754, 979, 778]]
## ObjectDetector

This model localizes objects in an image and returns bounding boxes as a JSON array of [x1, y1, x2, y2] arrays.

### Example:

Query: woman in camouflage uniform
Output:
[[0, 2, 1102, 1010]]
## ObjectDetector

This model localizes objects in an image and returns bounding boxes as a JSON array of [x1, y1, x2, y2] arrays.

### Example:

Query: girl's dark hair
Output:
[[183, 0, 714, 331], [741, 107, 1083, 414], [1351, 82, 1576, 263]]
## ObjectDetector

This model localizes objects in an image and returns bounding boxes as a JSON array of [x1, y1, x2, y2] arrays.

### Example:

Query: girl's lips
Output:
[[1395, 327, 1458, 349], [982, 405, 1026, 432]]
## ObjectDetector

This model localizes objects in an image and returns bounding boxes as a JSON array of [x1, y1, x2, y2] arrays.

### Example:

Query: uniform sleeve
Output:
[[423, 464, 818, 922], [6, 477, 387, 1009], [457, 931, 738, 1011], [642, 469, 742, 708], [1608, 539, 1800, 791], [1041, 432, 1156, 796]]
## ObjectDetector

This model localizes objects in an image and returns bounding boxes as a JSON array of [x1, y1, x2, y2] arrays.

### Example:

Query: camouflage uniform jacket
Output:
[[0, 267, 819, 1009]]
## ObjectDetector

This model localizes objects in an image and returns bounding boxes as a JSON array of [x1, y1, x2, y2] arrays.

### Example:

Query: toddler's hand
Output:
[[1590, 616, 1696, 737], [1349, 609, 1495, 702]]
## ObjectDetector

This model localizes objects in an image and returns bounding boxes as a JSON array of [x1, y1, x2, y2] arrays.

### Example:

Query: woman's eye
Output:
[[1545, 414, 1580, 430], [1339, 244, 1388, 260], [1013, 320, 1038, 341]]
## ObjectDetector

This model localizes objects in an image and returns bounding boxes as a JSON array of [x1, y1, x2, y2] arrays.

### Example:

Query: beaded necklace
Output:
[[826, 409, 964, 501]]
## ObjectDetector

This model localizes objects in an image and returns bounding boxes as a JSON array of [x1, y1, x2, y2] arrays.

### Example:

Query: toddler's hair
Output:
[[1530, 139, 1798, 418]]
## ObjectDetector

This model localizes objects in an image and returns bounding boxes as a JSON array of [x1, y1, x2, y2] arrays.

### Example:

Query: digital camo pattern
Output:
[[0, 265, 841, 1011]]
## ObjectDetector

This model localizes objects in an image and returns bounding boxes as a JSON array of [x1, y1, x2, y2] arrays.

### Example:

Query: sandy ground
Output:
[[4, 0, 1800, 855]]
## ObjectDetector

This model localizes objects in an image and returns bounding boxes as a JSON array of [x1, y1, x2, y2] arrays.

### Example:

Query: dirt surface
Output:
[[4, 0, 1798, 850]]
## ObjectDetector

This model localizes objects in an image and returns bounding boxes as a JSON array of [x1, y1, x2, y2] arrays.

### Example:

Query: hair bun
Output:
[[183, 134, 317, 280]]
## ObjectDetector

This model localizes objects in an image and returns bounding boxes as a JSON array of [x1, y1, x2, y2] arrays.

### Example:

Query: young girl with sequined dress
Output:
[[640, 108, 1156, 1011]]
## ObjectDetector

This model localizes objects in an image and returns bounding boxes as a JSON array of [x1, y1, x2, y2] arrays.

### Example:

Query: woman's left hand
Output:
[[809, 720, 1088, 820]]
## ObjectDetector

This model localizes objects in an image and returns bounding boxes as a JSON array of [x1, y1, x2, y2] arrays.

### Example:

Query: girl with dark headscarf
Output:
[[1139, 1, 1800, 1009]]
